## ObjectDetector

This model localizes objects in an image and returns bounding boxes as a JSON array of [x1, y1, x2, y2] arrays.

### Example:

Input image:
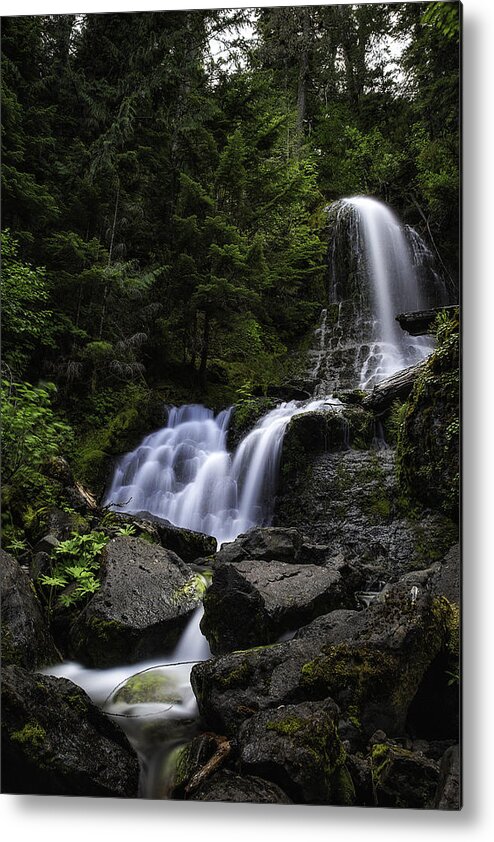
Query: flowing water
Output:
[[104, 399, 341, 546], [44, 397, 342, 795], [321, 195, 449, 390], [42, 195, 448, 797]]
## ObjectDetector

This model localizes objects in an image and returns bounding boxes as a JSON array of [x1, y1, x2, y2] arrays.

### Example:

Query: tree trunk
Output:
[[296, 10, 310, 153], [98, 185, 119, 340], [199, 312, 210, 387], [362, 359, 429, 415]]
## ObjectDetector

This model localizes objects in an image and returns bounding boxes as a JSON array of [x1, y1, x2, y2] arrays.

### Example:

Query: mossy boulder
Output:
[[278, 406, 374, 492], [370, 742, 440, 808], [238, 700, 354, 805], [1, 665, 139, 797], [1, 548, 61, 670], [69, 536, 202, 667], [227, 397, 278, 449], [112, 670, 182, 706], [192, 573, 455, 740], [298, 582, 455, 736]]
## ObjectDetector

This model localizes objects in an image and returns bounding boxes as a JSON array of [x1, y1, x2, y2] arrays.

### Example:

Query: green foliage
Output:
[[421, 2, 460, 43], [385, 400, 409, 447], [38, 530, 109, 611], [0, 230, 53, 374], [1, 379, 74, 508]]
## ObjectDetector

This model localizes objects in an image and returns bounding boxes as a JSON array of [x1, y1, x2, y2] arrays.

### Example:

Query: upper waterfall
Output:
[[314, 195, 450, 392]]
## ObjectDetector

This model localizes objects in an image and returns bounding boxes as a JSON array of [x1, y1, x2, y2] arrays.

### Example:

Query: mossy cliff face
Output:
[[396, 310, 459, 519]]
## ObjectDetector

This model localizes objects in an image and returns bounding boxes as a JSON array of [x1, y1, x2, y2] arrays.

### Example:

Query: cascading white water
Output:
[[325, 195, 447, 389], [45, 605, 211, 797], [345, 196, 432, 386], [45, 397, 343, 795], [105, 398, 341, 546]]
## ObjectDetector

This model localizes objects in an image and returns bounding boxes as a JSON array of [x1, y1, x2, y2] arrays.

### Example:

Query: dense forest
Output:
[[1, 3, 461, 808], [1, 2, 459, 549]]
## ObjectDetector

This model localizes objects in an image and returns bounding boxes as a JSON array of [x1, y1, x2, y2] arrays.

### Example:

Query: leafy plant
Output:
[[386, 399, 409, 446], [38, 530, 109, 611], [117, 524, 136, 536], [1, 378, 74, 487]]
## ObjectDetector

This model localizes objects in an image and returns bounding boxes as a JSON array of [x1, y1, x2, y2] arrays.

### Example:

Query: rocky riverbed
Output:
[[1, 312, 460, 807]]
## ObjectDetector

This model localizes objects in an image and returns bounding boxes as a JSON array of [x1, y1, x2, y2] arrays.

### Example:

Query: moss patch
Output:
[[11, 721, 46, 749]]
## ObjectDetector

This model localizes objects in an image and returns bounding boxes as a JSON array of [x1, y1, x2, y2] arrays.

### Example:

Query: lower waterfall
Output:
[[104, 398, 341, 546], [44, 397, 342, 796]]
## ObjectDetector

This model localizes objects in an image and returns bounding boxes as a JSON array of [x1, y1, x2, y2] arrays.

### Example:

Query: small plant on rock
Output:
[[39, 530, 109, 611]]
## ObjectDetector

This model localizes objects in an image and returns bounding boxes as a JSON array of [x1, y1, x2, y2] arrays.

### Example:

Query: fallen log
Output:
[[395, 305, 458, 336], [363, 359, 429, 415]]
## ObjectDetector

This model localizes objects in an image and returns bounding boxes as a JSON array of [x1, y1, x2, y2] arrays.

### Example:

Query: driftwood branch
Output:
[[184, 734, 232, 795]]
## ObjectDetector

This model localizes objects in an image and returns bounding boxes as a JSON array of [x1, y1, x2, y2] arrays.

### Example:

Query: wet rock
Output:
[[1, 665, 139, 797], [214, 527, 303, 566], [114, 511, 217, 563], [370, 742, 440, 808], [192, 574, 454, 739], [190, 770, 292, 804], [69, 535, 203, 667], [434, 744, 461, 810], [1, 549, 60, 669], [275, 446, 458, 581], [201, 557, 345, 654], [238, 700, 354, 805]]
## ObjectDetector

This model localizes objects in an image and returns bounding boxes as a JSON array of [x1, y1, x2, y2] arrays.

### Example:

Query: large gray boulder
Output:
[[1, 665, 139, 797], [69, 535, 203, 667], [201, 556, 346, 654], [214, 527, 303, 566], [1, 549, 60, 669]]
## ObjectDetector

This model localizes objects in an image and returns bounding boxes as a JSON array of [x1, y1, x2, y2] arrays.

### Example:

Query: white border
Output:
[[1, 1, 493, 840]]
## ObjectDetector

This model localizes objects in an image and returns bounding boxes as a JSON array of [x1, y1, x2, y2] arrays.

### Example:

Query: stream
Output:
[[42, 195, 446, 798]]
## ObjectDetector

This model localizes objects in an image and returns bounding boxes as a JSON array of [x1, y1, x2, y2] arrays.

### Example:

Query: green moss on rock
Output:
[[11, 721, 46, 749], [396, 309, 459, 519]]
